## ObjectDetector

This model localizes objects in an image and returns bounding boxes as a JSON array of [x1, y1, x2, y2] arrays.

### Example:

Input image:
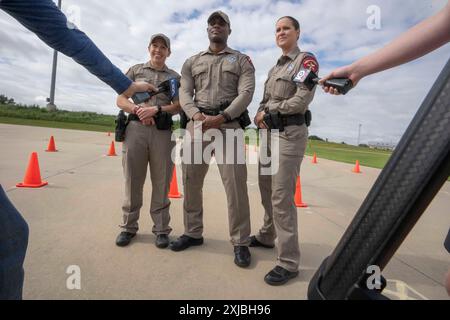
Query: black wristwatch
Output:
[[156, 105, 162, 115]]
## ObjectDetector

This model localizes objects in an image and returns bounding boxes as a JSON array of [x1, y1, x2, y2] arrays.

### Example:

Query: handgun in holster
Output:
[[115, 110, 128, 142], [263, 112, 285, 132], [218, 101, 252, 130], [154, 111, 173, 130], [238, 110, 252, 129], [179, 110, 189, 129]]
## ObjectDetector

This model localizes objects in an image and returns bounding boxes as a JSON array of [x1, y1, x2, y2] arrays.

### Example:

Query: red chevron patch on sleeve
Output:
[[302, 57, 319, 73], [246, 56, 254, 69]]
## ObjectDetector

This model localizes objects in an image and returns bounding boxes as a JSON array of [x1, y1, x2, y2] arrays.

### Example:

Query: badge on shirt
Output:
[[227, 55, 237, 63], [287, 63, 294, 72]]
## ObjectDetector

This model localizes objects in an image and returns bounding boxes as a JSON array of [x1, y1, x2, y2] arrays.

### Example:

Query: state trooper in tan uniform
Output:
[[252, 16, 319, 285], [115, 34, 181, 249], [170, 11, 256, 268]]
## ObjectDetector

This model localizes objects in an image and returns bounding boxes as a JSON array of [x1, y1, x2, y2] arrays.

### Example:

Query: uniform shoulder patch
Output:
[[245, 55, 255, 69], [302, 54, 319, 74]]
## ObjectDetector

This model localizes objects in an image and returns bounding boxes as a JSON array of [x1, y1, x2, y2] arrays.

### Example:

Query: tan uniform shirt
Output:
[[179, 46, 255, 121], [258, 47, 318, 115], [126, 61, 181, 105]]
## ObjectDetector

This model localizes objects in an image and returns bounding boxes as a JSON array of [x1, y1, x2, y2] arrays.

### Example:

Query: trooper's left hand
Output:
[[202, 114, 226, 131], [136, 106, 158, 121]]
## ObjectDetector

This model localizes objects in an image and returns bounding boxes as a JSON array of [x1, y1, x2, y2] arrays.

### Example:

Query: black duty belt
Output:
[[128, 113, 140, 121], [280, 114, 305, 127], [198, 107, 220, 116]]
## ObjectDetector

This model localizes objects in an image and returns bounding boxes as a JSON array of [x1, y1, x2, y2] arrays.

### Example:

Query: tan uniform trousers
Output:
[[181, 125, 251, 246], [120, 121, 175, 235], [257, 125, 308, 272]]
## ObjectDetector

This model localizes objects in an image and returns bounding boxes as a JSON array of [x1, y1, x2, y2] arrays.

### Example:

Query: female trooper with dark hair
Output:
[[251, 16, 319, 285]]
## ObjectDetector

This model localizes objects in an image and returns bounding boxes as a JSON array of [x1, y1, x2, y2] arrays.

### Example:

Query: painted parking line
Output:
[[383, 280, 429, 300]]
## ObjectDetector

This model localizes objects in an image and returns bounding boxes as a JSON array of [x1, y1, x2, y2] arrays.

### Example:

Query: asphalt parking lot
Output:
[[1, 123, 448, 300]]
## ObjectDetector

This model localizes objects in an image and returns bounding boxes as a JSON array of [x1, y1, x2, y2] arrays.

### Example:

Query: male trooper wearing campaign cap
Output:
[[115, 33, 181, 249], [171, 11, 256, 268]]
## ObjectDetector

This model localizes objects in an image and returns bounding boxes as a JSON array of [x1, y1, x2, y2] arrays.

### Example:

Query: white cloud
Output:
[[34, 96, 47, 102], [0, 0, 449, 143]]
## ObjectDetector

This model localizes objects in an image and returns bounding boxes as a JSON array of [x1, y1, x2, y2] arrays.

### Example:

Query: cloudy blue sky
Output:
[[0, 0, 449, 145]]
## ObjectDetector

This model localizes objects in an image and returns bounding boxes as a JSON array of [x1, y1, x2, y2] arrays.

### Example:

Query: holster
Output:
[[263, 112, 285, 132], [237, 110, 251, 129], [115, 110, 128, 142], [305, 110, 312, 127], [179, 110, 188, 129], [154, 111, 173, 130]]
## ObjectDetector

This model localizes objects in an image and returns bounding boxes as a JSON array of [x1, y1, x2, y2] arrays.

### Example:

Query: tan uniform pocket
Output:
[[133, 70, 149, 83], [222, 61, 240, 85], [135, 77, 148, 83], [273, 75, 296, 99], [192, 64, 208, 89]]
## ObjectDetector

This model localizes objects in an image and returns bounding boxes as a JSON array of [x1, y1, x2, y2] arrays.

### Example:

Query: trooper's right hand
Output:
[[142, 117, 155, 126], [254, 111, 267, 129], [192, 112, 206, 122]]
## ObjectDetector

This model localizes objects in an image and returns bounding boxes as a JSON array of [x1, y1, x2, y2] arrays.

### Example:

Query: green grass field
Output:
[[306, 140, 392, 169], [1, 103, 446, 179], [0, 116, 114, 132], [0, 113, 393, 170]]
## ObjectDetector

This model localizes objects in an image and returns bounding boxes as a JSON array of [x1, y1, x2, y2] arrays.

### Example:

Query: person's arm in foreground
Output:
[[0, 0, 155, 97], [320, 1, 450, 94]]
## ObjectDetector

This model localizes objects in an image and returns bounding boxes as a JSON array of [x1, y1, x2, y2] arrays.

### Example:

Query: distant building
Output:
[[368, 141, 397, 150]]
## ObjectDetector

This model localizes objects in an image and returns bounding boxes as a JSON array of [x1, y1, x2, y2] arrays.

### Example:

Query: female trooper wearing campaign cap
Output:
[[251, 16, 319, 285], [115, 33, 181, 249]]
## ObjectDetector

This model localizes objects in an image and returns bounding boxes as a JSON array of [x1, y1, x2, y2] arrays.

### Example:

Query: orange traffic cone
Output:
[[168, 166, 182, 198], [45, 135, 57, 152], [107, 141, 117, 156], [16, 152, 48, 188], [294, 176, 307, 208], [352, 160, 361, 173], [312, 153, 318, 164]]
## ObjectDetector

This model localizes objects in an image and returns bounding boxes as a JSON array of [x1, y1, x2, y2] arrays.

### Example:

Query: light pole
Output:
[[46, 0, 62, 111], [357, 123, 362, 146]]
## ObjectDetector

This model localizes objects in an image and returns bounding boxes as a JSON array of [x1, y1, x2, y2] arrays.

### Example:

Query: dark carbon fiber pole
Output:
[[308, 58, 450, 300]]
